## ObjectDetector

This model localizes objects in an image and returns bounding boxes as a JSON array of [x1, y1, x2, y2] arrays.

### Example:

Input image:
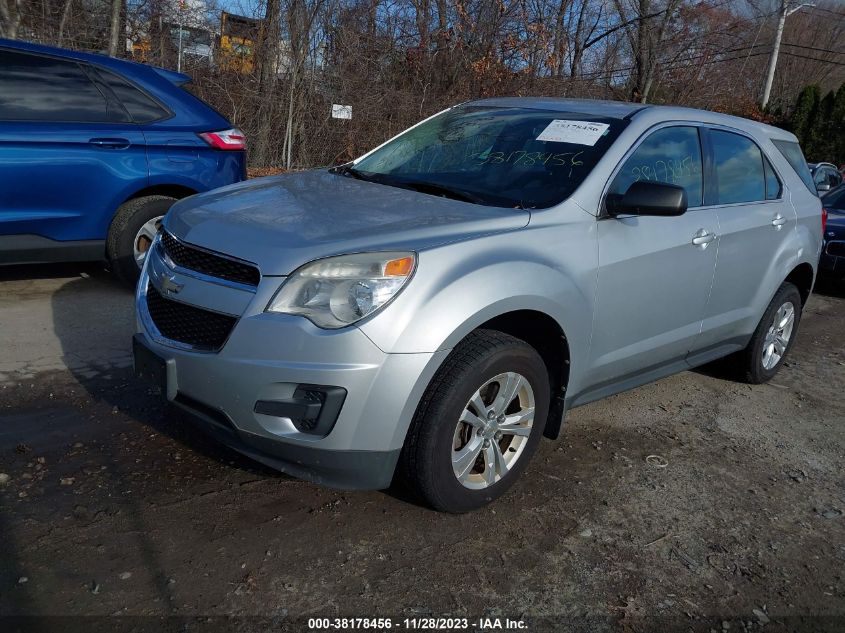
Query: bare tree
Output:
[[4, 0, 844, 168], [108, 0, 122, 56], [0, 0, 22, 38]]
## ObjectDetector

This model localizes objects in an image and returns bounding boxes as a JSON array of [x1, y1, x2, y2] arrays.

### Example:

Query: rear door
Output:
[[586, 125, 719, 389], [0, 48, 147, 245], [691, 128, 794, 360]]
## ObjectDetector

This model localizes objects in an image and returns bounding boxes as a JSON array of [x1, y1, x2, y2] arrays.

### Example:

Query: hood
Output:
[[164, 170, 529, 275]]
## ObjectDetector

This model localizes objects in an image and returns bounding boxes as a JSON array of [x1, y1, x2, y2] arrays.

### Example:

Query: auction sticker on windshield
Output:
[[536, 120, 610, 145]]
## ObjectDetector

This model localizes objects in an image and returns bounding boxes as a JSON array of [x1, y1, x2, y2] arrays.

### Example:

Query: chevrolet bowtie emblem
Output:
[[160, 274, 184, 295]]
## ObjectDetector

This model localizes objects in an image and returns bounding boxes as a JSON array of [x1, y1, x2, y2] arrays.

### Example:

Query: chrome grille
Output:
[[160, 231, 260, 286]]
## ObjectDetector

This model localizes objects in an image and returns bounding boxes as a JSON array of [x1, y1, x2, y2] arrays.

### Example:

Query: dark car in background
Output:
[[820, 184, 845, 282], [810, 162, 843, 193], [0, 39, 246, 283]]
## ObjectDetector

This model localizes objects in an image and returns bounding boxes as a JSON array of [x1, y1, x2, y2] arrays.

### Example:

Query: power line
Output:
[[779, 50, 845, 67], [781, 42, 845, 56], [806, 5, 845, 18], [571, 38, 845, 85], [571, 49, 771, 82]]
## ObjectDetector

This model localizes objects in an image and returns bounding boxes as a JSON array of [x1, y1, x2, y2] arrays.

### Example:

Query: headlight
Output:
[[265, 252, 416, 329]]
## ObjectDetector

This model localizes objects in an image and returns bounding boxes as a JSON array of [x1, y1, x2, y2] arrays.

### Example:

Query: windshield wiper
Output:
[[395, 180, 485, 205], [333, 167, 486, 204], [332, 163, 373, 182]]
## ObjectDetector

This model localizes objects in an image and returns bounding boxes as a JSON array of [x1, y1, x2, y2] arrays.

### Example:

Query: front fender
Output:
[[358, 221, 598, 396]]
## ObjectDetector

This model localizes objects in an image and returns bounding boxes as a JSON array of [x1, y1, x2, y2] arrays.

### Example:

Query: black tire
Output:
[[399, 329, 550, 513], [730, 282, 803, 384], [107, 195, 176, 286]]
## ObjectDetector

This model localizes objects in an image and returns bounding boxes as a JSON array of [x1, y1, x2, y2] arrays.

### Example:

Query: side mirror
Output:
[[607, 181, 688, 217], [817, 183, 831, 192]]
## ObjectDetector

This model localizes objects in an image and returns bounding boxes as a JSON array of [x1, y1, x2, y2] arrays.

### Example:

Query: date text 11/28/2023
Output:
[[307, 617, 529, 630]]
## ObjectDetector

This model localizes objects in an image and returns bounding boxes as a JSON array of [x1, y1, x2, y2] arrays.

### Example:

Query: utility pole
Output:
[[176, 0, 186, 73], [761, 1, 814, 110]]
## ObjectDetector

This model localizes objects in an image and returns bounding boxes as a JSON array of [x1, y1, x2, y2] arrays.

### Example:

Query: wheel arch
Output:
[[475, 310, 571, 439], [105, 185, 198, 253], [393, 304, 576, 451], [124, 184, 198, 204], [784, 261, 815, 306]]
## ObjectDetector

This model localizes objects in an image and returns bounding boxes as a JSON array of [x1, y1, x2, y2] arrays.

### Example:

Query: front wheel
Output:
[[730, 282, 803, 384], [399, 330, 550, 512]]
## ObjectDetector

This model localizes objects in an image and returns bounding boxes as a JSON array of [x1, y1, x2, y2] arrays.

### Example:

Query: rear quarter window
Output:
[[772, 139, 817, 195], [92, 67, 170, 123]]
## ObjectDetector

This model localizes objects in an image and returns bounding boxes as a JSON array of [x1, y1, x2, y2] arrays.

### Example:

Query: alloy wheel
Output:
[[133, 215, 163, 269], [451, 372, 535, 490], [762, 301, 795, 370]]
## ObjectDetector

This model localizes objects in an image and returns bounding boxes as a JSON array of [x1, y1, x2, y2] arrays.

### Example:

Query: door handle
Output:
[[772, 214, 787, 229], [691, 229, 716, 247], [89, 137, 130, 149]]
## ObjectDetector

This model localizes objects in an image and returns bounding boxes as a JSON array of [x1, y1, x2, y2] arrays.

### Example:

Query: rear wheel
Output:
[[399, 330, 550, 512], [730, 282, 803, 384], [107, 195, 176, 286]]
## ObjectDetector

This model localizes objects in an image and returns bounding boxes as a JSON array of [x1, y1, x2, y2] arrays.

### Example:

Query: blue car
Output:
[[820, 184, 845, 281], [0, 39, 246, 283]]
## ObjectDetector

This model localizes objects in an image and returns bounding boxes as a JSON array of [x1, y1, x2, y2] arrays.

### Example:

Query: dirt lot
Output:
[[0, 264, 843, 632]]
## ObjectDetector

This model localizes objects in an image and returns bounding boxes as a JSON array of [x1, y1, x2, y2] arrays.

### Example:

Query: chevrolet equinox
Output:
[[134, 98, 823, 512]]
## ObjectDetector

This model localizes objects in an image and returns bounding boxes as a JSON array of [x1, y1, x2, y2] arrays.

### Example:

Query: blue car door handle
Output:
[[89, 137, 130, 149]]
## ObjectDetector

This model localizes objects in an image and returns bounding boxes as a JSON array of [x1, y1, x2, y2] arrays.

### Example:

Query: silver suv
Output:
[[134, 98, 823, 512]]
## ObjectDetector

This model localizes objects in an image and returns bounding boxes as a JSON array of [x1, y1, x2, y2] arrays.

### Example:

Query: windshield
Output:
[[348, 106, 628, 208]]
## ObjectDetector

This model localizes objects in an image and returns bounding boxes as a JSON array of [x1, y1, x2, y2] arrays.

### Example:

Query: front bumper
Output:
[[170, 386, 401, 490], [134, 253, 447, 490]]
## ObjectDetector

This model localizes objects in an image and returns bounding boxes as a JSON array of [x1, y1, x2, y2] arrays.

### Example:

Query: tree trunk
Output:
[[108, 0, 122, 57], [435, 0, 447, 50], [58, 0, 73, 45], [569, 0, 590, 78], [413, 0, 431, 50], [253, 0, 283, 167], [551, 0, 569, 78], [0, 0, 22, 39]]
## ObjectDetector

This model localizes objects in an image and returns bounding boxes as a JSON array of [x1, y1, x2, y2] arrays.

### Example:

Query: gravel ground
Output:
[[0, 264, 843, 632]]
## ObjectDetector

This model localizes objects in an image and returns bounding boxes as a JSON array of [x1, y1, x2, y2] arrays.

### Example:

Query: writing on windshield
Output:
[[351, 106, 627, 208]]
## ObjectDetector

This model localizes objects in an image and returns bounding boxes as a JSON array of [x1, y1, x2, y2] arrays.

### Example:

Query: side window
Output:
[[828, 168, 842, 187], [772, 140, 816, 194], [608, 126, 703, 207], [814, 168, 827, 186], [92, 67, 170, 123], [0, 49, 111, 122], [763, 156, 782, 200], [710, 130, 766, 204]]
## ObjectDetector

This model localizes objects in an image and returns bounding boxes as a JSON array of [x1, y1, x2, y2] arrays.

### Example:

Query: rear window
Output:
[[772, 139, 817, 195]]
